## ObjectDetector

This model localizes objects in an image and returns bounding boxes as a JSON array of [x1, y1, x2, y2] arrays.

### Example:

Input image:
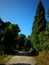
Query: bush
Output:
[[30, 48, 39, 56], [0, 45, 4, 56], [24, 39, 31, 51]]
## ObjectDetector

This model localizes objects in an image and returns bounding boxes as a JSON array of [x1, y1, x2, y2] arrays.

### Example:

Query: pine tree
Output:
[[32, 1, 46, 34], [31, 1, 46, 50]]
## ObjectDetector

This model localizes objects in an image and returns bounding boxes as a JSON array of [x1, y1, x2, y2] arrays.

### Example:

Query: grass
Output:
[[0, 55, 13, 64], [34, 51, 49, 65]]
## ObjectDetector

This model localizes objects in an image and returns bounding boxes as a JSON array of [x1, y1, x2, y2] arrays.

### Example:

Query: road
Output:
[[6, 56, 37, 65], [6, 51, 38, 65]]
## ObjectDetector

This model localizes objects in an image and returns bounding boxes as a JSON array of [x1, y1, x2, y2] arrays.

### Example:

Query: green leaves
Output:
[[24, 39, 31, 51], [32, 1, 46, 34], [30, 1, 47, 53], [0, 18, 21, 54], [18, 34, 26, 50]]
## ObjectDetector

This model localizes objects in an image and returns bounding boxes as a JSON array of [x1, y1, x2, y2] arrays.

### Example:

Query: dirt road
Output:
[[6, 56, 37, 65]]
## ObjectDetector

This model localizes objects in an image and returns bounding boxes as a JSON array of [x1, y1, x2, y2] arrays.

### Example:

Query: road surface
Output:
[[6, 56, 37, 65]]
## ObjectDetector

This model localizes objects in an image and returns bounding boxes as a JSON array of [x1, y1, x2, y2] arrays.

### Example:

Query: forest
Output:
[[0, 1, 49, 60]]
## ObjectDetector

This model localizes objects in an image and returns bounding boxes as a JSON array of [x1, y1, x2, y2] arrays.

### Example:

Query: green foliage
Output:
[[24, 39, 31, 51], [30, 1, 46, 53], [0, 18, 21, 55], [47, 22, 49, 31], [0, 18, 5, 30], [0, 45, 4, 56], [30, 1, 49, 56], [18, 34, 26, 50], [32, 1, 46, 34], [38, 30, 49, 51], [3, 24, 20, 54], [30, 48, 39, 56], [5, 21, 11, 28]]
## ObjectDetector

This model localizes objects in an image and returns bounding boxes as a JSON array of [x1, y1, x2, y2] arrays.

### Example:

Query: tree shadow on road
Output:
[[16, 52, 30, 56], [0, 63, 31, 65], [12, 63, 31, 65]]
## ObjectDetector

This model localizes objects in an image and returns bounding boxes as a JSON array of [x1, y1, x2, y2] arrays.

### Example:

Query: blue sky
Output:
[[0, 0, 49, 37]]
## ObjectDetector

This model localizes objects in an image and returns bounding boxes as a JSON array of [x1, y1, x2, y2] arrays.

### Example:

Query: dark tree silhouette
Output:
[[32, 1, 46, 34], [24, 39, 31, 51], [3, 24, 20, 54], [18, 34, 26, 50], [30, 1, 47, 54], [31, 1, 46, 44]]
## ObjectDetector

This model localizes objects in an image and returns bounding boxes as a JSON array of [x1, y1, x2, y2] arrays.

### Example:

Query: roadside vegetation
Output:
[[34, 51, 49, 65]]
